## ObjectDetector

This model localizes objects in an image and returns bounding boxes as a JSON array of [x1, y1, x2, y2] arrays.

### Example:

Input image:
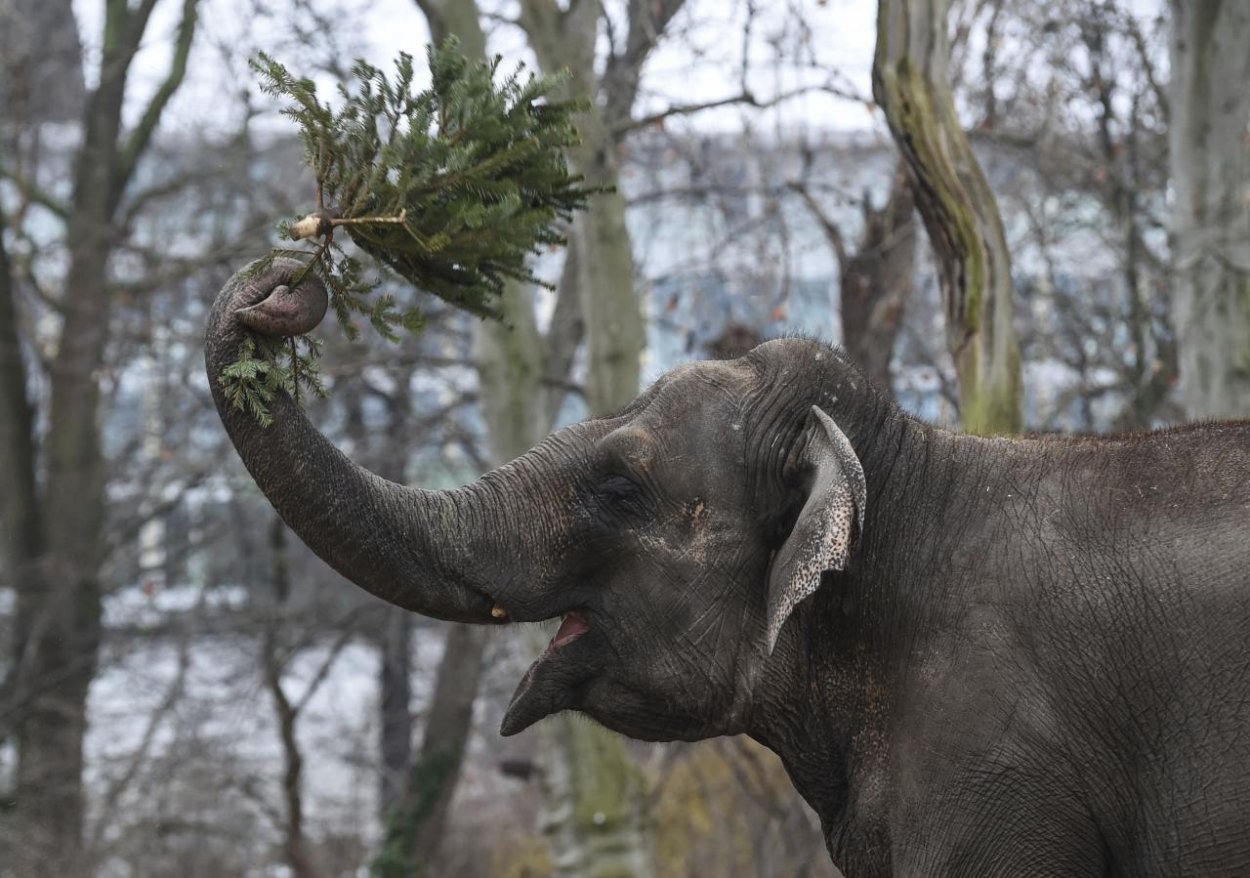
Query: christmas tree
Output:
[[220, 38, 596, 425]]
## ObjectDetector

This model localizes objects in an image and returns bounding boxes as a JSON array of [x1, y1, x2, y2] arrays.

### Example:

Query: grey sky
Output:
[[74, 0, 881, 140]]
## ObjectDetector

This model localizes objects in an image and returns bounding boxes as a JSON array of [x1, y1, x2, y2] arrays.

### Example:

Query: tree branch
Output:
[[0, 205, 42, 581], [785, 180, 849, 270], [1123, 11, 1168, 128], [291, 618, 363, 716], [116, 0, 200, 190], [541, 240, 584, 427], [603, 0, 688, 130], [120, 0, 162, 56], [88, 635, 190, 849], [0, 167, 70, 222], [119, 170, 209, 228], [620, 83, 845, 135]]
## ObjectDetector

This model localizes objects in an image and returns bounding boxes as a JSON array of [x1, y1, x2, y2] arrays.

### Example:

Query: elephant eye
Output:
[[594, 474, 650, 517]]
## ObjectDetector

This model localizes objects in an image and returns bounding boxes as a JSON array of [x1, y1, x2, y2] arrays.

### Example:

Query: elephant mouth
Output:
[[550, 610, 591, 647], [499, 610, 597, 736]]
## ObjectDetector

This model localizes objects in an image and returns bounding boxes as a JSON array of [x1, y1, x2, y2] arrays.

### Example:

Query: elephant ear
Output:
[[765, 406, 866, 653]]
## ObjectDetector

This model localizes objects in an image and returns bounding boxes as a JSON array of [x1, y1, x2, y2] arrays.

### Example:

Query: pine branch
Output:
[[254, 38, 597, 315], [224, 38, 598, 425]]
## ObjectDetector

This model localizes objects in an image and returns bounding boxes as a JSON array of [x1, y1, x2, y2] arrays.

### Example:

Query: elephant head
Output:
[[206, 259, 892, 744]]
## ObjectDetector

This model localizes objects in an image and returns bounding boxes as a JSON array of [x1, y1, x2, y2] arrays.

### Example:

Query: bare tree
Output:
[[0, 0, 202, 871]]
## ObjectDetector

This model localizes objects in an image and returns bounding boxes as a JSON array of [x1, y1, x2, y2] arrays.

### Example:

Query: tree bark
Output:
[[873, 0, 1022, 433], [377, 607, 414, 819], [372, 624, 489, 878], [415, 0, 487, 60], [0, 209, 41, 637], [358, 383, 417, 825], [536, 709, 654, 878], [543, 242, 585, 427], [0, 204, 49, 876], [1169, 0, 1250, 419]]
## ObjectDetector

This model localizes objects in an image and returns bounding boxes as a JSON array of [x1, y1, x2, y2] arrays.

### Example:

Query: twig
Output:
[[619, 83, 845, 135], [288, 208, 409, 241]]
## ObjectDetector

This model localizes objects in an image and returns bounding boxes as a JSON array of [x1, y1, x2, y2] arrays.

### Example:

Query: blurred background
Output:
[[1, 0, 1246, 875]]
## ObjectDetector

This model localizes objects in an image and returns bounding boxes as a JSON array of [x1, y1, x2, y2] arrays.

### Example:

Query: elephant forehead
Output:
[[587, 358, 758, 480], [637, 358, 758, 424], [669, 356, 758, 391]]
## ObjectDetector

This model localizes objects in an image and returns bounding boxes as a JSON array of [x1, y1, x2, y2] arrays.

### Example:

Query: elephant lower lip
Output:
[[551, 611, 590, 648], [500, 613, 596, 737]]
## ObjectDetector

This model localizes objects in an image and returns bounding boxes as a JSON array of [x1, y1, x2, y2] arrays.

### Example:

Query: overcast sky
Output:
[[72, 0, 882, 143]]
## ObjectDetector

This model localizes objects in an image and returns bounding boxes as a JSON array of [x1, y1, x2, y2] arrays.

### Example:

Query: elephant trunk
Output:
[[204, 258, 503, 624]]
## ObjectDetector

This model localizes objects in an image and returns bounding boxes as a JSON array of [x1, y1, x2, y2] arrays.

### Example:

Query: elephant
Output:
[[207, 258, 1250, 876]]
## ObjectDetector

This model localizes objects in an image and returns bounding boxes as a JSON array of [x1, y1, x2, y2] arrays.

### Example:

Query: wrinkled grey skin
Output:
[[207, 260, 1250, 876]]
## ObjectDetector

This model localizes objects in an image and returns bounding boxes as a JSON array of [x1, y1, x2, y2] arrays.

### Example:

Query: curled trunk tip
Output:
[[232, 258, 328, 338]]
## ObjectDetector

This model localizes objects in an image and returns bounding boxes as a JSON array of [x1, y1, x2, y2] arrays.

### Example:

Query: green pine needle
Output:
[[219, 332, 324, 427]]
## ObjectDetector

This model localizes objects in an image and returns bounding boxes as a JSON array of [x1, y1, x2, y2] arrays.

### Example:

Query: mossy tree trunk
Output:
[[371, 615, 489, 878], [872, 0, 1022, 434], [1169, 0, 1250, 419]]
